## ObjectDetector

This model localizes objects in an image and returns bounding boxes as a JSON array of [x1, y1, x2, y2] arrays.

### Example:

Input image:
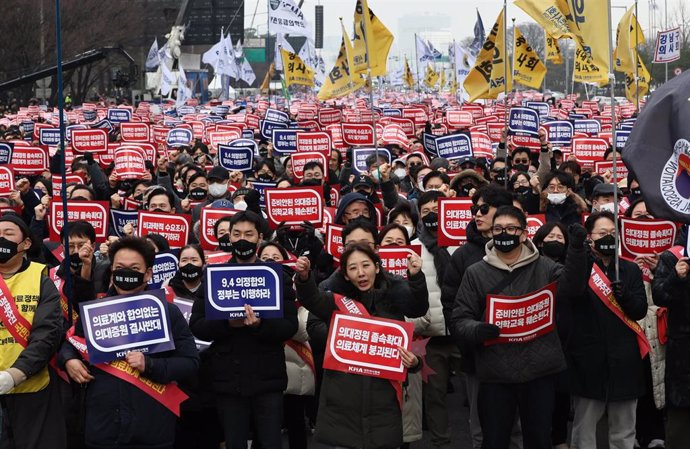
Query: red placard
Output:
[[10, 146, 49, 174], [341, 123, 374, 146], [526, 214, 546, 240], [438, 197, 474, 246], [120, 122, 151, 143], [265, 187, 323, 229], [593, 161, 629, 184], [52, 173, 85, 198], [113, 146, 147, 180], [71, 129, 108, 153], [152, 125, 171, 145], [208, 130, 241, 152], [485, 282, 557, 345], [326, 124, 347, 150], [0, 166, 15, 197], [620, 218, 677, 259], [388, 117, 415, 137], [460, 103, 485, 119], [401, 107, 427, 125], [216, 124, 245, 135], [325, 224, 344, 262], [509, 135, 541, 151], [291, 151, 329, 182], [446, 110, 474, 128], [318, 108, 342, 126], [137, 211, 191, 249], [49, 200, 109, 243], [199, 208, 239, 250], [245, 113, 261, 130], [487, 122, 505, 143], [324, 313, 413, 382], [572, 138, 608, 167], [296, 131, 331, 155], [381, 124, 409, 150], [470, 131, 493, 159], [378, 245, 422, 279]]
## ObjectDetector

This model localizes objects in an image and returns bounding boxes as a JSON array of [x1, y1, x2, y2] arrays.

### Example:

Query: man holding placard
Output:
[[190, 211, 298, 449], [58, 236, 199, 449]]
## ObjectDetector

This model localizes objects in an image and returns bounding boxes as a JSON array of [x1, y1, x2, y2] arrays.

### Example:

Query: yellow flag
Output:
[[424, 64, 439, 88], [614, 6, 636, 74], [464, 9, 512, 102], [352, 0, 394, 76], [403, 57, 415, 89], [514, 0, 571, 38], [513, 26, 547, 89], [545, 33, 563, 64], [625, 51, 650, 102], [439, 69, 446, 89], [280, 48, 315, 87], [317, 22, 365, 101], [260, 63, 275, 93]]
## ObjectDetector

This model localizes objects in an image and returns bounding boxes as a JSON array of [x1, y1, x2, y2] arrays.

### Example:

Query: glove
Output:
[[300, 221, 315, 238], [144, 160, 155, 171], [568, 223, 588, 249], [610, 281, 624, 302], [0, 370, 15, 394], [475, 323, 501, 343], [83, 152, 95, 165]]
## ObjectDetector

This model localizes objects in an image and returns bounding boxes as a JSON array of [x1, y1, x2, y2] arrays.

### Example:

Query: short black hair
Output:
[[472, 184, 514, 207], [255, 158, 276, 174], [493, 205, 528, 229], [417, 190, 445, 208], [342, 218, 378, 244], [388, 202, 418, 228], [63, 220, 96, 243], [377, 223, 411, 246], [258, 241, 289, 260], [179, 244, 205, 261], [406, 153, 424, 165], [365, 153, 389, 170], [213, 215, 235, 238], [108, 236, 156, 268], [559, 160, 582, 177], [422, 170, 450, 189], [624, 198, 647, 218], [147, 190, 176, 210], [302, 161, 324, 173], [490, 157, 507, 171], [532, 222, 569, 248], [229, 210, 262, 234], [541, 170, 575, 191], [511, 147, 531, 161], [145, 233, 171, 253], [69, 183, 96, 200], [187, 171, 207, 185], [585, 210, 616, 233]]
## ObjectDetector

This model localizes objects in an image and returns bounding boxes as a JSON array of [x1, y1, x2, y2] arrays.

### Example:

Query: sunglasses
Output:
[[470, 204, 491, 216]]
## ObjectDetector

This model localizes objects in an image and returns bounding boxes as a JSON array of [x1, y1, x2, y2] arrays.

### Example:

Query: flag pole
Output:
[[607, 0, 620, 281], [339, 18, 355, 92], [635, 0, 640, 112], [55, 0, 74, 325], [502, 0, 510, 189], [664, 0, 668, 83], [359, 0, 379, 159], [266, 0, 271, 105], [414, 33, 420, 93]]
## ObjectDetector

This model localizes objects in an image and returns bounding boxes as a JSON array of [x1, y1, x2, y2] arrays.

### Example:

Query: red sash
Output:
[[332, 294, 404, 409], [66, 325, 188, 416], [588, 264, 651, 358], [285, 340, 315, 376], [0, 274, 70, 382], [668, 245, 685, 259]]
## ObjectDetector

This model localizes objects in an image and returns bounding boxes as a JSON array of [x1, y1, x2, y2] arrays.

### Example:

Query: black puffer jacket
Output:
[[652, 248, 690, 407], [295, 269, 429, 449], [451, 239, 588, 383], [566, 256, 647, 402], [189, 261, 298, 396]]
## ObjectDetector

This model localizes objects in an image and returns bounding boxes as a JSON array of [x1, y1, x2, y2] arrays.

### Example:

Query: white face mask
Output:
[[370, 170, 382, 183], [234, 200, 248, 211], [547, 193, 567, 205], [404, 225, 414, 238], [208, 183, 228, 198], [598, 202, 616, 213], [394, 168, 407, 179]]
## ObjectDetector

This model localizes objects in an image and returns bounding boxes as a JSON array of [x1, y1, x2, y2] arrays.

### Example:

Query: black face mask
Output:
[[112, 268, 145, 291], [422, 212, 438, 232], [217, 234, 233, 253], [69, 252, 83, 271], [119, 181, 133, 192], [232, 239, 258, 260], [150, 208, 165, 213], [461, 184, 476, 197], [513, 164, 529, 173], [179, 263, 203, 282], [0, 237, 18, 264], [493, 232, 521, 253], [189, 188, 208, 200], [133, 193, 144, 202], [301, 179, 322, 187], [257, 174, 274, 182], [594, 234, 616, 256], [631, 188, 641, 197], [494, 173, 507, 185], [541, 241, 565, 260], [515, 186, 531, 196]]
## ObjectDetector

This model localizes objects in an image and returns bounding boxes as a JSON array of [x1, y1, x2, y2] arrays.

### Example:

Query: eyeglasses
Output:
[[513, 159, 530, 165], [491, 225, 524, 235], [546, 184, 567, 193], [513, 179, 530, 188], [471, 204, 491, 216]]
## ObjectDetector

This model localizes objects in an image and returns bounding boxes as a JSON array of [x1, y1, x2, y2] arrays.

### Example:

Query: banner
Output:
[[507, 107, 540, 138], [437, 197, 474, 246], [342, 123, 374, 146], [318, 22, 366, 101], [378, 245, 422, 279], [546, 33, 563, 64], [218, 144, 254, 172], [79, 290, 174, 364], [324, 313, 413, 382], [199, 208, 238, 251], [513, 26, 546, 89], [352, 147, 391, 174], [351, 0, 394, 77], [620, 218, 677, 259], [204, 263, 284, 319], [485, 282, 556, 345], [148, 253, 179, 289], [0, 166, 14, 197], [280, 49, 315, 87], [113, 146, 148, 180], [572, 137, 608, 167], [10, 146, 49, 174], [50, 200, 109, 243], [110, 209, 139, 238], [137, 211, 191, 249], [434, 133, 473, 161], [654, 28, 681, 63], [265, 187, 323, 228], [107, 108, 132, 123], [273, 129, 298, 155], [120, 123, 151, 143], [544, 120, 574, 146], [325, 224, 345, 262], [166, 128, 193, 147]]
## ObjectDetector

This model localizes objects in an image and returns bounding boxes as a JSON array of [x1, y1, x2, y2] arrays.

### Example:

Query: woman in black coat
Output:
[[293, 243, 429, 449]]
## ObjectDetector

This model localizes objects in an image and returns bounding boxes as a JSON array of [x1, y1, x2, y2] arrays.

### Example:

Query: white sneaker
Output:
[[647, 439, 665, 449]]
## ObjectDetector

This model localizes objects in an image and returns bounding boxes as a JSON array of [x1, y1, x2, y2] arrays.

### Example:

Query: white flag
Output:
[[202, 32, 224, 69], [160, 62, 174, 96], [298, 38, 319, 70], [240, 59, 256, 86], [388, 66, 404, 86], [145, 38, 160, 71], [314, 55, 327, 88], [275, 34, 295, 71], [268, 0, 314, 39], [176, 67, 192, 106], [416, 35, 436, 65]]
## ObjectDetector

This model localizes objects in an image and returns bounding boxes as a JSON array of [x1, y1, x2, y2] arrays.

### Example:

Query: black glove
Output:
[[144, 160, 155, 171], [475, 323, 501, 343], [568, 223, 588, 249], [83, 152, 95, 165], [610, 280, 624, 302], [300, 221, 315, 238]]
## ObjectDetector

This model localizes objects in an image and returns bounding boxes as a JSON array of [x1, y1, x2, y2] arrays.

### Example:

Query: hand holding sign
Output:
[[126, 351, 146, 372], [397, 346, 419, 369], [407, 253, 422, 276], [295, 256, 311, 281]]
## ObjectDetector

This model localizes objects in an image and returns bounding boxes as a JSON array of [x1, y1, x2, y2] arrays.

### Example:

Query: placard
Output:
[[485, 282, 557, 345], [544, 121, 574, 146], [525, 101, 550, 118], [199, 208, 239, 251], [325, 224, 345, 263], [148, 253, 179, 289], [205, 263, 284, 319], [273, 129, 299, 155], [166, 128, 193, 147], [352, 148, 392, 174], [0, 143, 13, 165], [49, 200, 109, 243], [52, 173, 85, 198], [113, 146, 148, 179], [137, 211, 191, 249], [620, 218, 677, 259], [265, 108, 290, 123], [573, 119, 601, 136], [438, 197, 473, 246], [218, 144, 254, 172], [446, 110, 474, 128], [291, 152, 329, 182], [296, 131, 331, 155], [107, 108, 132, 123], [378, 245, 422, 279], [526, 214, 546, 240], [110, 209, 139, 238], [572, 138, 608, 167], [208, 130, 241, 151], [434, 133, 473, 160], [341, 123, 374, 146], [120, 122, 151, 143], [260, 119, 288, 140], [593, 161, 629, 184], [39, 128, 61, 146], [318, 108, 342, 126], [10, 146, 49, 174], [265, 187, 323, 228], [507, 107, 540, 138], [470, 131, 493, 159], [0, 166, 15, 197], [79, 290, 174, 364], [324, 313, 413, 382]]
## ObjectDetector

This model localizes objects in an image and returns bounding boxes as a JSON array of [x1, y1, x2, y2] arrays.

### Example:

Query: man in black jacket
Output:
[[451, 206, 589, 449], [190, 211, 298, 449]]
